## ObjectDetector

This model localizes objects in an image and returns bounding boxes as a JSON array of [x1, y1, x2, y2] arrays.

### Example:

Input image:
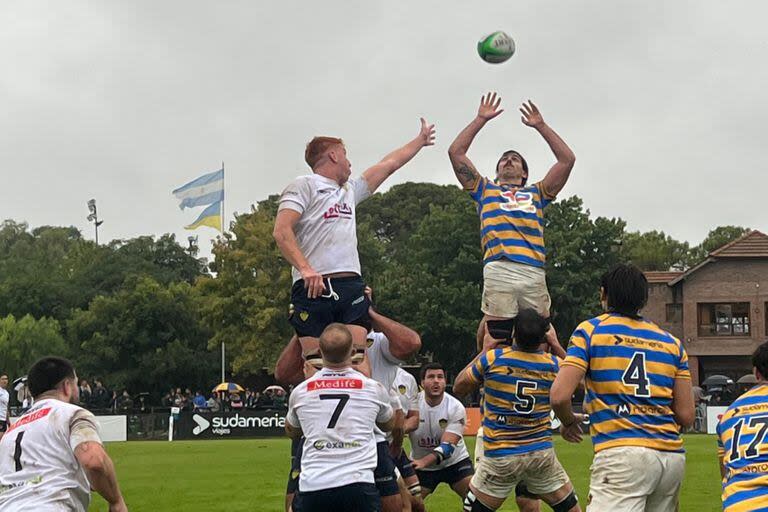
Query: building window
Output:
[[666, 303, 683, 323], [698, 303, 750, 337]]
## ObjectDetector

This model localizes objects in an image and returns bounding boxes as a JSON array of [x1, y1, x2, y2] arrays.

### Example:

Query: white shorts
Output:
[[470, 448, 569, 499], [587, 446, 685, 512], [481, 260, 551, 318]]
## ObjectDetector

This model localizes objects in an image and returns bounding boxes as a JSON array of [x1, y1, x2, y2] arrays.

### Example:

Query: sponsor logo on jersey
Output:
[[313, 440, 361, 450], [438, 418, 448, 429], [7, 407, 51, 433], [308, 379, 363, 391], [299, 311, 309, 322], [398, 385, 406, 395], [323, 203, 353, 220]]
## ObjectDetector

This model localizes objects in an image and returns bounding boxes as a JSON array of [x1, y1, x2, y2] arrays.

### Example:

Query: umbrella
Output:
[[738, 374, 758, 385], [264, 385, 285, 394], [702, 375, 733, 389], [212, 382, 244, 393]]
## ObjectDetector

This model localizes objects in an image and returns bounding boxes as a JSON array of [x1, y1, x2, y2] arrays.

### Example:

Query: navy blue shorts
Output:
[[415, 457, 474, 492], [374, 441, 400, 497], [392, 448, 416, 479], [289, 276, 371, 338], [293, 482, 381, 512]]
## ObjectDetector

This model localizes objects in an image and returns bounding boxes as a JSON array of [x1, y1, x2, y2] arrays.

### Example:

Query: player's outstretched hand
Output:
[[300, 267, 325, 299], [560, 414, 586, 443], [478, 92, 504, 121], [520, 100, 544, 128], [412, 456, 430, 471], [418, 118, 436, 147]]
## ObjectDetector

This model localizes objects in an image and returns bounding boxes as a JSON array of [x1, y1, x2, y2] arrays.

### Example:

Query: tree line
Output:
[[0, 183, 748, 395]]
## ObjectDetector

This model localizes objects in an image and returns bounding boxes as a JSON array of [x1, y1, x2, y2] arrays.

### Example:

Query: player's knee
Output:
[[551, 491, 578, 512], [304, 350, 323, 369], [407, 482, 421, 497], [486, 318, 515, 342], [463, 490, 496, 512]]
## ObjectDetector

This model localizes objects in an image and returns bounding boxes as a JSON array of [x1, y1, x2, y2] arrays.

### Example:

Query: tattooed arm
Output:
[[448, 92, 503, 190]]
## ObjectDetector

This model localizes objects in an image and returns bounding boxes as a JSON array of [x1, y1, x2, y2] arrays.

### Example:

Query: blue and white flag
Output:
[[172, 168, 224, 210]]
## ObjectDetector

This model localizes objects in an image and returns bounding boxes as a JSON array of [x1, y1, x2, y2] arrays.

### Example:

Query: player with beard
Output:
[[276, 289, 421, 512], [448, 92, 575, 350], [409, 363, 474, 505], [0, 357, 127, 512]]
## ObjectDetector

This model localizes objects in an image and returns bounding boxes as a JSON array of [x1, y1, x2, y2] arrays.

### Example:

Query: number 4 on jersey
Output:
[[622, 352, 651, 397]]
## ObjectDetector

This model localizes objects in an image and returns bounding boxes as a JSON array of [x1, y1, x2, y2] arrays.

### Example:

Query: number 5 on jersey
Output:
[[622, 352, 651, 397]]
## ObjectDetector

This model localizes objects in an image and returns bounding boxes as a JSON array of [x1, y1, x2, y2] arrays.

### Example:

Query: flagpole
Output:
[[221, 161, 225, 233]]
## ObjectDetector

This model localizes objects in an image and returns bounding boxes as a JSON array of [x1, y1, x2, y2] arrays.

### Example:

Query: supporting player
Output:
[[551, 264, 695, 512], [454, 309, 581, 512], [448, 92, 575, 349], [408, 363, 474, 505], [0, 357, 127, 512], [286, 324, 396, 512], [717, 341, 768, 511], [274, 119, 435, 368], [391, 367, 424, 512], [276, 291, 422, 512]]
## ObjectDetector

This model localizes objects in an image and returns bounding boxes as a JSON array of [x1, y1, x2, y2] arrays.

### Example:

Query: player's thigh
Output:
[[450, 475, 473, 499], [513, 266, 551, 317], [646, 452, 685, 512], [415, 469, 439, 498], [523, 449, 571, 500], [469, 454, 520, 502], [587, 448, 656, 512], [374, 442, 401, 500], [397, 478, 412, 512], [481, 262, 519, 318], [335, 277, 371, 328]]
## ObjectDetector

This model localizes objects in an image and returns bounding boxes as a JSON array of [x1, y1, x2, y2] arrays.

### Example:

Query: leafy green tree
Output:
[[0, 314, 67, 380], [620, 230, 690, 271], [68, 276, 215, 393], [197, 196, 293, 376]]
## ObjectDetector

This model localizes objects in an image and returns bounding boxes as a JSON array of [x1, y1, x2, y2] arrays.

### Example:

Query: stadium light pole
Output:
[[221, 342, 225, 383], [86, 199, 104, 245]]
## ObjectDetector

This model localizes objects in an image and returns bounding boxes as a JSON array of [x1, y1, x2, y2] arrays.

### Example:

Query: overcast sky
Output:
[[2, 1, 767, 257]]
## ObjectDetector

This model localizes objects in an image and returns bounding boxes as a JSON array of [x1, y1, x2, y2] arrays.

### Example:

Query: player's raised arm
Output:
[[452, 351, 486, 397], [361, 118, 435, 193], [74, 441, 127, 512], [520, 100, 575, 197], [448, 92, 502, 190]]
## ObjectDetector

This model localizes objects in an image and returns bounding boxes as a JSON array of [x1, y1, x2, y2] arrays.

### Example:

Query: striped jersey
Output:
[[717, 383, 768, 511], [469, 178, 555, 268], [464, 346, 560, 456], [562, 313, 690, 453]]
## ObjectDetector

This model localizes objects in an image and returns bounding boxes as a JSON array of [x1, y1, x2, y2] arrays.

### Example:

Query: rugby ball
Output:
[[477, 31, 515, 64]]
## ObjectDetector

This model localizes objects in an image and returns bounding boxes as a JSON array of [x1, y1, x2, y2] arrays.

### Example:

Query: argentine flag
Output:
[[185, 201, 222, 232], [172, 168, 224, 210]]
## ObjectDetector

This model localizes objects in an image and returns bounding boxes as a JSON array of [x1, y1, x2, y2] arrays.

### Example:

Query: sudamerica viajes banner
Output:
[[174, 410, 286, 439]]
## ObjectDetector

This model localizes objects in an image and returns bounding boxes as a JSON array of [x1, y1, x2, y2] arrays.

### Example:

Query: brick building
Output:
[[643, 230, 768, 385]]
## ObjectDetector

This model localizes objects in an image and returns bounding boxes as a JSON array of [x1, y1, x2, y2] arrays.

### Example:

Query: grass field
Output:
[[88, 435, 723, 511]]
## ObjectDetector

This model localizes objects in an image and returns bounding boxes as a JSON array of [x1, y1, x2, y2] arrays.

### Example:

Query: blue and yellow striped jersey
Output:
[[562, 313, 690, 453], [469, 178, 555, 268], [465, 346, 559, 457], [717, 384, 768, 511]]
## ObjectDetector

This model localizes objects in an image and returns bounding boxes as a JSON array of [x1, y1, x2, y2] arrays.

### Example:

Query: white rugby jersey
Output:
[[0, 398, 102, 511], [286, 367, 393, 492], [278, 174, 372, 283], [0, 388, 8, 422], [367, 332, 404, 442], [392, 368, 419, 413], [409, 392, 470, 471]]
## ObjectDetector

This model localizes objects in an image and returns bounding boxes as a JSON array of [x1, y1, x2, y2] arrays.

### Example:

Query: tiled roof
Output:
[[709, 230, 768, 258], [645, 271, 684, 284]]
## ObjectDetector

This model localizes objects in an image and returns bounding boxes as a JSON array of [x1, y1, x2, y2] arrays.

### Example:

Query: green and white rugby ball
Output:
[[477, 31, 515, 64]]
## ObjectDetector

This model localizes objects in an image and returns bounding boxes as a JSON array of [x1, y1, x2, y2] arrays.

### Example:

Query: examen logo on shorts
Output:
[[313, 440, 361, 450]]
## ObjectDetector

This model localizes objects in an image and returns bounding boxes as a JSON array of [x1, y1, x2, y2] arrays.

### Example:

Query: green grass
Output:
[[88, 435, 723, 511]]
